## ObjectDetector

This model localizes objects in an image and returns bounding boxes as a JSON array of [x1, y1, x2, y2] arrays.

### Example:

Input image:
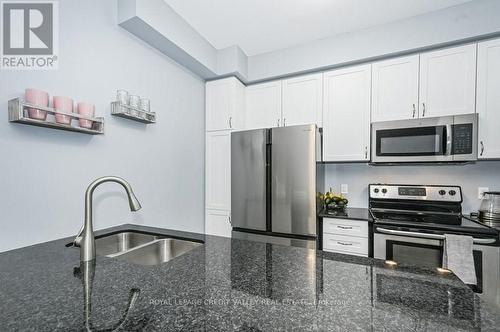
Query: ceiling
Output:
[[164, 0, 474, 56]]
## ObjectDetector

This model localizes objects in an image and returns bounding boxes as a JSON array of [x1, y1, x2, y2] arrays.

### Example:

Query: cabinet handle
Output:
[[229, 117, 232, 129], [338, 226, 352, 230], [277, 118, 280, 127], [480, 141, 484, 156], [228, 216, 232, 224], [337, 241, 353, 246], [365, 146, 368, 159], [412, 104, 416, 118], [283, 118, 286, 127], [422, 103, 426, 117]]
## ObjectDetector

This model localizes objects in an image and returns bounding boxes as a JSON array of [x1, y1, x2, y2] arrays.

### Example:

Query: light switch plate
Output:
[[341, 184, 348, 194], [478, 187, 489, 199]]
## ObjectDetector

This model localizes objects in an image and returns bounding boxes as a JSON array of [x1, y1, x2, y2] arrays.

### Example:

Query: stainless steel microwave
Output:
[[371, 114, 478, 163]]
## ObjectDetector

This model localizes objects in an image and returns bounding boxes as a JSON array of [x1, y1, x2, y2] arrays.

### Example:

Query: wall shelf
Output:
[[111, 101, 156, 124], [8, 98, 104, 135]]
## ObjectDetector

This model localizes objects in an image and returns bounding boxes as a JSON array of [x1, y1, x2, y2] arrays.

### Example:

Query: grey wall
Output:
[[0, 0, 205, 252], [325, 162, 500, 214], [247, 0, 500, 82]]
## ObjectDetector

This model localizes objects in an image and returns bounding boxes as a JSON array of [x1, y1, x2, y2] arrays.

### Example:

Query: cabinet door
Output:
[[282, 73, 323, 127], [477, 38, 500, 159], [372, 55, 419, 122], [205, 209, 232, 238], [245, 81, 282, 129], [323, 64, 371, 162], [419, 44, 477, 118], [206, 131, 231, 210], [206, 77, 245, 131]]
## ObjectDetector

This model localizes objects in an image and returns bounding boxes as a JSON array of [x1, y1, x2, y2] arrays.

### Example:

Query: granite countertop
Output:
[[318, 207, 372, 221], [1, 224, 500, 331]]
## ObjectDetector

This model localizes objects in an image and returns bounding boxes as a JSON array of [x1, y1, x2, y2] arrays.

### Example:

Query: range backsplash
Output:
[[324, 161, 500, 213]]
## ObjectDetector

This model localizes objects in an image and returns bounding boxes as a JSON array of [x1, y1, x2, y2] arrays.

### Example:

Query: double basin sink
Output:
[[78, 231, 203, 266]]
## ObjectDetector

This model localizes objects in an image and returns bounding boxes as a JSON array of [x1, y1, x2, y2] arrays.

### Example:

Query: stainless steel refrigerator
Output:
[[231, 124, 323, 249]]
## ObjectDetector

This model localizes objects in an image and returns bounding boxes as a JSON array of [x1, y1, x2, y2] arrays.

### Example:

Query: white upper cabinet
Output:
[[419, 44, 477, 118], [205, 130, 231, 210], [477, 38, 500, 159], [206, 77, 245, 131], [371, 55, 420, 122], [323, 64, 371, 162], [282, 73, 323, 127], [245, 80, 282, 129]]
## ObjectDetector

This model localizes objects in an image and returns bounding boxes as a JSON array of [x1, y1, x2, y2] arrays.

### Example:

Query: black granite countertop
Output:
[[1, 224, 499, 331], [318, 207, 372, 221]]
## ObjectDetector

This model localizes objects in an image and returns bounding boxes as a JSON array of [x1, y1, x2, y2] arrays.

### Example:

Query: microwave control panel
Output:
[[451, 123, 473, 155]]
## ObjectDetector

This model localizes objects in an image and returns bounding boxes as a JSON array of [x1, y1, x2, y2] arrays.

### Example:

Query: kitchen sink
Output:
[[71, 231, 203, 266], [95, 232, 161, 256], [113, 238, 203, 266]]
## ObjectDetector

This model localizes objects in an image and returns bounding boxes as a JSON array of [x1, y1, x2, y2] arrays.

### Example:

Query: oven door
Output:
[[374, 228, 500, 307], [373, 231, 486, 291]]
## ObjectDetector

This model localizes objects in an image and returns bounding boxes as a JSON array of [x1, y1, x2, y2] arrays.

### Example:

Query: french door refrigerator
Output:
[[231, 124, 323, 249]]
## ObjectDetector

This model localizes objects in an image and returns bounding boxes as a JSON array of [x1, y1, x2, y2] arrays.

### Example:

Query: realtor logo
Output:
[[1, 1, 58, 69]]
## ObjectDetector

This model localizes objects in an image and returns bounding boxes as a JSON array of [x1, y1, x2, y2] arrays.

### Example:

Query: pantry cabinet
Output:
[[206, 77, 245, 131], [205, 209, 232, 238], [205, 130, 231, 211], [371, 55, 420, 122], [323, 64, 371, 162], [477, 38, 500, 159], [245, 80, 282, 130], [282, 73, 323, 127], [419, 44, 477, 118]]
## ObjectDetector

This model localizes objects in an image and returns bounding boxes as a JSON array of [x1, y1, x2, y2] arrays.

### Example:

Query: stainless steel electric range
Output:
[[369, 184, 500, 308]]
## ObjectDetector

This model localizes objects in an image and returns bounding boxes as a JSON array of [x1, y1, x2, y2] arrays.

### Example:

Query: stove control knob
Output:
[[439, 190, 446, 196], [381, 188, 388, 194], [374, 188, 380, 193], [449, 190, 457, 196]]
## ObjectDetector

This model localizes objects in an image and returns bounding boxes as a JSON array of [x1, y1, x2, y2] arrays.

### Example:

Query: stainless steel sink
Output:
[[113, 239, 203, 266], [95, 232, 161, 256], [80, 231, 203, 266]]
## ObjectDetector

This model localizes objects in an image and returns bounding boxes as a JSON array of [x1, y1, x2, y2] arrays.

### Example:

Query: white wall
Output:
[[325, 162, 500, 214], [0, 0, 205, 252]]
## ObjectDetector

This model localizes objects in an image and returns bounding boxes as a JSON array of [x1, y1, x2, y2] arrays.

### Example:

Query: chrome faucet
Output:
[[74, 176, 142, 262]]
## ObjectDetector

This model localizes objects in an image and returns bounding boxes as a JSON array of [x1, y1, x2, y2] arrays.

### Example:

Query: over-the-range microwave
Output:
[[371, 113, 478, 163]]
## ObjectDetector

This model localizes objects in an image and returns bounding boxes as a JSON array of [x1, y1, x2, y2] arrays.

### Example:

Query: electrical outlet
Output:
[[341, 184, 348, 194], [478, 187, 489, 199]]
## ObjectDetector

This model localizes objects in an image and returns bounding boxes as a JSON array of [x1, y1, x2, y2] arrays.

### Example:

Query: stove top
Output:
[[369, 184, 499, 237]]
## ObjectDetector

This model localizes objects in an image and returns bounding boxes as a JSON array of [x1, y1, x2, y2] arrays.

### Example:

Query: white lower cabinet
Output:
[[323, 64, 371, 162], [322, 218, 368, 257], [205, 209, 232, 238]]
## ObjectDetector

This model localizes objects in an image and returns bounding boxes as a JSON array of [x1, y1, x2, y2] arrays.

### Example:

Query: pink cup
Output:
[[53, 96, 74, 125], [25, 88, 49, 120], [77, 102, 95, 129]]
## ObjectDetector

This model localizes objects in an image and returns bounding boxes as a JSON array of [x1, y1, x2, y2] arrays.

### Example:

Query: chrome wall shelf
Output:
[[111, 101, 156, 124], [8, 98, 104, 135]]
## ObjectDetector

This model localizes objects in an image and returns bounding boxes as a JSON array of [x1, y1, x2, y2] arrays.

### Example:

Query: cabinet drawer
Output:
[[323, 234, 368, 257], [323, 218, 368, 238]]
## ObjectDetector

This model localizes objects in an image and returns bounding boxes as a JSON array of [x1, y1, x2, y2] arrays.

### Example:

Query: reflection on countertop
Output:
[[0, 224, 499, 331]]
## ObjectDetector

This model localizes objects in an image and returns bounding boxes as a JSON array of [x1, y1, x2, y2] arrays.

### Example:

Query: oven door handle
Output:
[[375, 227, 497, 244]]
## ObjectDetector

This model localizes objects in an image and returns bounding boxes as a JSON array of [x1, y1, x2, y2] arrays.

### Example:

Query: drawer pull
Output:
[[337, 241, 353, 246], [337, 226, 352, 230]]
